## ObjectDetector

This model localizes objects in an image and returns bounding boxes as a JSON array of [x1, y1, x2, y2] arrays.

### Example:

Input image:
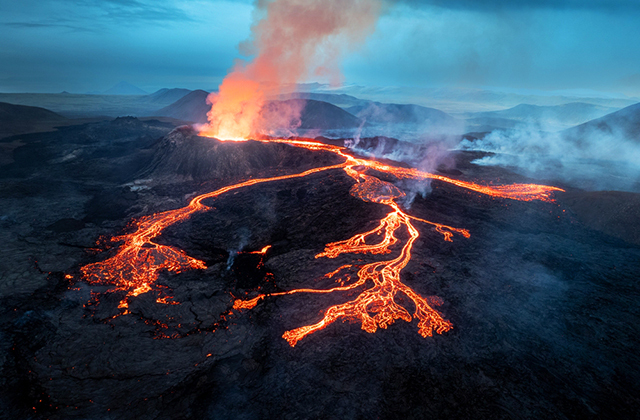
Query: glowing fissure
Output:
[[79, 136, 564, 346]]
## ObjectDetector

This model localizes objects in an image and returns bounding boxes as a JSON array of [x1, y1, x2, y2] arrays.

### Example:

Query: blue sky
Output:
[[1, 0, 639, 95]]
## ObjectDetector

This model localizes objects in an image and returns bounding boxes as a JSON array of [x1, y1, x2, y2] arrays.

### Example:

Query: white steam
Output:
[[458, 122, 640, 192]]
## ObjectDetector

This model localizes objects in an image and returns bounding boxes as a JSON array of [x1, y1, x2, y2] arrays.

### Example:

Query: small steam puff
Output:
[[347, 135, 460, 208], [201, 0, 385, 140], [458, 122, 640, 192], [226, 229, 250, 270]]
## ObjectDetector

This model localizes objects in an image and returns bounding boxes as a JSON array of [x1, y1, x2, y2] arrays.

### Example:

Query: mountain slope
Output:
[[262, 99, 363, 130], [563, 102, 640, 141], [148, 88, 192, 105], [280, 92, 369, 108], [347, 102, 458, 125], [0, 102, 68, 138], [344, 101, 465, 135], [155, 90, 211, 123]]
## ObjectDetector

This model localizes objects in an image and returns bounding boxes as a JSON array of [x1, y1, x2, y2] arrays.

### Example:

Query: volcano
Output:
[[0, 117, 639, 419]]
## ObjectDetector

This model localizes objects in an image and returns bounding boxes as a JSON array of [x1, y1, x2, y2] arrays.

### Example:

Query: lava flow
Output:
[[80, 162, 345, 309], [78, 135, 564, 347]]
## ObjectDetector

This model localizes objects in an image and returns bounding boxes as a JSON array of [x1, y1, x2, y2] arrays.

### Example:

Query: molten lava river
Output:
[[78, 137, 563, 347]]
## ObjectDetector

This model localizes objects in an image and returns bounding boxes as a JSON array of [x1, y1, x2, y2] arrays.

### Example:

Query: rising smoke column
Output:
[[199, 0, 384, 140]]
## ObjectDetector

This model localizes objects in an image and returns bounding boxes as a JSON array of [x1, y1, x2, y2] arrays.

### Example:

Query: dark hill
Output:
[[155, 90, 211, 123], [157, 95, 363, 130], [563, 102, 640, 142], [0, 102, 68, 138], [262, 99, 363, 130], [148, 88, 192, 105]]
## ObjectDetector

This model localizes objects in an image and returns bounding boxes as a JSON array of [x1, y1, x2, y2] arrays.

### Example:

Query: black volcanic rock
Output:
[[155, 89, 211, 123], [1, 120, 640, 420], [560, 190, 640, 245], [139, 126, 344, 182]]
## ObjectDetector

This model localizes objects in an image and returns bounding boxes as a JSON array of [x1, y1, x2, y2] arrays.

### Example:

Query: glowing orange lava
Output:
[[247, 245, 272, 255], [81, 161, 345, 308], [79, 135, 564, 346]]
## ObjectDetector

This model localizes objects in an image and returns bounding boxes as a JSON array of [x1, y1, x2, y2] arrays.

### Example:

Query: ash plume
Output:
[[199, 0, 385, 140]]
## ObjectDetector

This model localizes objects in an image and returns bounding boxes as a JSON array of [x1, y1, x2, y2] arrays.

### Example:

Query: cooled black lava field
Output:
[[1, 118, 639, 419]]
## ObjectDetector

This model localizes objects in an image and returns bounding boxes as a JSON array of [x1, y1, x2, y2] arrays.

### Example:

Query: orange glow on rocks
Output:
[[80, 160, 345, 309], [79, 134, 564, 346], [247, 245, 272, 255]]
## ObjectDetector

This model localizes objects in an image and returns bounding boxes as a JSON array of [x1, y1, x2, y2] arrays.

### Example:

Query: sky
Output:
[[1, 0, 640, 96]]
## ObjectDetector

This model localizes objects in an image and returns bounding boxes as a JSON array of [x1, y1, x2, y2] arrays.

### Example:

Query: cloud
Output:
[[1, 0, 197, 30], [77, 0, 196, 23], [2, 21, 94, 32]]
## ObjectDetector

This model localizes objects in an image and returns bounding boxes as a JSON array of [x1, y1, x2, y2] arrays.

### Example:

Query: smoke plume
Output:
[[200, 0, 384, 140], [347, 134, 461, 207]]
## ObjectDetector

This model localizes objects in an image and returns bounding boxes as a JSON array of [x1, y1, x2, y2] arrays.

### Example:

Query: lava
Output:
[[247, 245, 272, 255], [80, 161, 345, 309], [78, 135, 564, 347]]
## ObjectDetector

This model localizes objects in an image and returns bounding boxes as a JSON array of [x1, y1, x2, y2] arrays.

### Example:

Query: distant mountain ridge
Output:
[[464, 102, 620, 131], [325, 85, 636, 114], [103, 81, 147, 96], [148, 88, 192, 105], [347, 102, 458, 125]]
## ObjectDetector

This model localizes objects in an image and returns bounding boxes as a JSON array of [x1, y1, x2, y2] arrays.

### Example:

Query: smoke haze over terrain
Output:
[[458, 104, 640, 192]]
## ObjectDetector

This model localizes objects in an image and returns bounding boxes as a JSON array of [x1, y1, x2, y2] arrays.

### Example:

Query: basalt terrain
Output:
[[0, 117, 639, 420]]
